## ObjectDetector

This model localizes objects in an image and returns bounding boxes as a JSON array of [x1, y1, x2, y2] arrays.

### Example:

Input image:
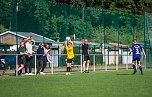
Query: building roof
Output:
[[109, 43, 129, 49], [0, 31, 55, 43]]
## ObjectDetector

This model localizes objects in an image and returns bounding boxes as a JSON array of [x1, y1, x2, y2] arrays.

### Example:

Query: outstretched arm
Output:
[[129, 48, 132, 55], [142, 48, 146, 57], [62, 45, 65, 54]]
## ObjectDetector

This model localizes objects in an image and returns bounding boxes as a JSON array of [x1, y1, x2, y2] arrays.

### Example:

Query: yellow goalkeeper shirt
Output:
[[65, 45, 74, 59]]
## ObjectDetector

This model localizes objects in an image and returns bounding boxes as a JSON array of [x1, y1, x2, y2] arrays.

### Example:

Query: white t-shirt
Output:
[[25, 42, 33, 54]]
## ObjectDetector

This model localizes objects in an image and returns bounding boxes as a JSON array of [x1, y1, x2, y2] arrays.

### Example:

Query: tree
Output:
[[0, 25, 7, 33]]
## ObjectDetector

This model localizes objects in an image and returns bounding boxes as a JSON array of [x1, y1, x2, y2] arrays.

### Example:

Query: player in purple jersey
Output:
[[129, 39, 146, 75]]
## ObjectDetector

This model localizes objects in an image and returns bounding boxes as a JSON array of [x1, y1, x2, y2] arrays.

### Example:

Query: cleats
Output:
[[83, 70, 89, 73], [132, 70, 137, 75], [141, 72, 143, 75], [66, 72, 70, 75]]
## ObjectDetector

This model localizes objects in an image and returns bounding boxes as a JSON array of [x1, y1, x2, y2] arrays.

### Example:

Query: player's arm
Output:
[[61, 44, 65, 54], [23, 36, 32, 43], [142, 48, 146, 57], [129, 48, 132, 55], [44, 48, 51, 55], [88, 45, 89, 54]]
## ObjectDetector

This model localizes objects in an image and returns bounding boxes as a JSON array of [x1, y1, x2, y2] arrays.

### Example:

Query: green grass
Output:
[[0, 69, 152, 97]]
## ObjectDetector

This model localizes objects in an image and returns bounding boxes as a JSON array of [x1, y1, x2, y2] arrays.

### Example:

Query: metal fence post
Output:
[[93, 55, 95, 72], [126, 50, 129, 70], [144, 56, 146, 69], [15, 54, 18, 76], [105, 54, 107, 71], [116, 51, 118, 71], [80, 54, 82, 72], [34, 54, 37, 75], [51, 54, 54, 74]]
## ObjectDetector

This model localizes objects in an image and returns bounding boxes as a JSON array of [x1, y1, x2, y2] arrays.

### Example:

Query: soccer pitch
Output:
[[0, 69, 152, 97]]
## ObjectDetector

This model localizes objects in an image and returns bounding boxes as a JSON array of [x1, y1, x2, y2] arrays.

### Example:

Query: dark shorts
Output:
[[132, 57, 140, 62], [67, 59, 73, 63], [83, 55, 90, 61], [18, 58, 24, 65]]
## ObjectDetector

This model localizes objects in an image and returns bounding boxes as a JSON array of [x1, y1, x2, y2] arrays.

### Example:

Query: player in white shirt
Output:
[[25, 37, 34, 75]]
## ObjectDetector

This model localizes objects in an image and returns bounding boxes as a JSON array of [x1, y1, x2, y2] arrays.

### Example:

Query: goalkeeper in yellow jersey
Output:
[[62, 37, 74, 75]]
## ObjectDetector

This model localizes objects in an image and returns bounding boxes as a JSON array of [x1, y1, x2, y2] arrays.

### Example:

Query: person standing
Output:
[[129, 39, 146, 75], [62, 37, 74, 75], [36, 43, 46, 75], [81, 39, 90, 73], [16, 41, 28, 75], [44, 43, 51, 56], [25, 37, 34, 75]]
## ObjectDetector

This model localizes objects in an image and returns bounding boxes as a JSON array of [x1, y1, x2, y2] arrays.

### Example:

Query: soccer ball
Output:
[[66, 37, 71, 41]]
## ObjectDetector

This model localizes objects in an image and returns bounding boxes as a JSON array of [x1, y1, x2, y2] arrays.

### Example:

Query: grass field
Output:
[[0, 69, 152, 97]]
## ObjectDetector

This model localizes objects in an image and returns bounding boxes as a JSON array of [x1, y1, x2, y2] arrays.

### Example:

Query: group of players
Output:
[[62, 37, 90, 75], [62, 38, 146, 75], [0, 37, 146, 76]]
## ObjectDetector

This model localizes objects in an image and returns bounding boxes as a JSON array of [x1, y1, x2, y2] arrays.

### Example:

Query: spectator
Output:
[[25, 37, 34, 75], [81, 39, 90, 73], [36, 43, 46, 75], [0, 55, 6, 76], [16, 41, 28, 76]]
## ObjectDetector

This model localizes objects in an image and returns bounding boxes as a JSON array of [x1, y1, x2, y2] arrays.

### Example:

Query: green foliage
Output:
[[0, 0, 151, 44], [0, 25, 7, 33]]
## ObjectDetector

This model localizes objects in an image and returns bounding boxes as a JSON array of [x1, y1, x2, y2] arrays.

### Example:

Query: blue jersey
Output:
[[131, 44, 143, 58]]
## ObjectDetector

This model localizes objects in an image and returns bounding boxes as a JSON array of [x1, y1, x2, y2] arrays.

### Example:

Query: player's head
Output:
[[67, 41, 72, 45], [132, 39, 137, 44], [44, 43, 49, 49], [28, 38, 32, 43], [40, 43, 44, 47], [84, 39, 88, 44], [20, 41, 25, 47]]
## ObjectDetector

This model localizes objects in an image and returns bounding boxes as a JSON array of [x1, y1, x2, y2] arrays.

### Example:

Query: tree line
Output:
[[0, 0, 151, 44]]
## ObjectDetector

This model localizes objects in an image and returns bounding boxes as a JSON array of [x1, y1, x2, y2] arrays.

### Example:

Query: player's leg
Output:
[[66, 62, 70, 75], [29, 57, 33, 74], [25, 57, 29, 75], [86, 56, 90, 73], [17, 59, 24, 75], [137, 58, 143, 75], [40, 58, 47, 75], [83, 60, 86, 73], [83, 55, 87, 73], [69, 63, 72, 75], [66, 59, 73, 75], [132, 58, 137, 74], [37, 60, 43, 74], [17, 64, 24, 75]]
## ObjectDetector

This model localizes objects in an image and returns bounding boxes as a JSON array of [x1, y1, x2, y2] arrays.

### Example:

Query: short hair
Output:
[[133, 39, 137, 42], [85, 39, 88, 42]]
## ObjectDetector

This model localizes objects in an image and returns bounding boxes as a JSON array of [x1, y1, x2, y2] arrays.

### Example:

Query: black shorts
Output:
[[132, 57, 140, 62], [67, 59, 73, 63], [18, 58, 24, 65], [83, 55, 90, 61]]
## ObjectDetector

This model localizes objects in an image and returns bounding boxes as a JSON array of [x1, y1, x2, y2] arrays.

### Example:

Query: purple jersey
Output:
[[131, 44, 143, 58]]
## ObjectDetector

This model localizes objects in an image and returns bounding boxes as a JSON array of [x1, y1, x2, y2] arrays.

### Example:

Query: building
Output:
[[0, 31, 55, 45], [0, 31, 60, 67], [102, 43, 132, 65]]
